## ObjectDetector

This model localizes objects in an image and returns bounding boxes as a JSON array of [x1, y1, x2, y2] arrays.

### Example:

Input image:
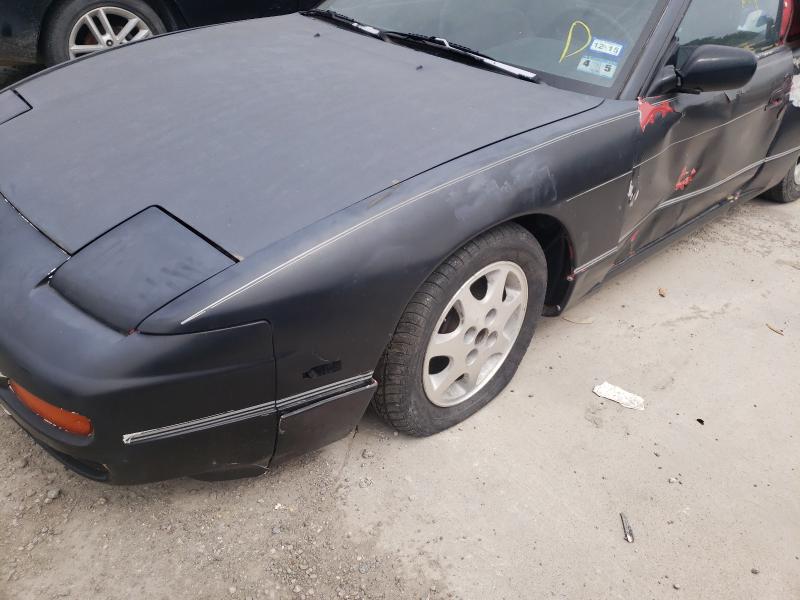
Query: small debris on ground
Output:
[[696, 418, 705, 425], [620, 513, 634, 543], [358, 478, 373, 489], [766, 323, 785, 336], [593, 382, 645, 411], [562, 315, 595, 325], [361, 449, 375, 459], [44, 488, 61, 504], [659, 288, 668, 298], [673, 583, 681, 590], [751, 568, 760, 575]]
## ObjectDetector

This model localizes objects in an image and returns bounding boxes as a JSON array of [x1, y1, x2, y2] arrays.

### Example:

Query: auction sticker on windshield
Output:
[[590, 38, 624, 57], [577, 55, 618, 79]]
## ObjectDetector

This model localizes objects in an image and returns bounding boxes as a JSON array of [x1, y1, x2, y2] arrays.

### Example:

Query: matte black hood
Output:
[[0, 14, 601, 257]]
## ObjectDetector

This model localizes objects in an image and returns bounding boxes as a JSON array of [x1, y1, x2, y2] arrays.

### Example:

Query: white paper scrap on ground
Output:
[[593, 382, 645, 411]]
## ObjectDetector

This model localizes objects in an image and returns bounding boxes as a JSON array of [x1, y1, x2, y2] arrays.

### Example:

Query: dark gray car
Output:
[[0, 0, 798, 483]]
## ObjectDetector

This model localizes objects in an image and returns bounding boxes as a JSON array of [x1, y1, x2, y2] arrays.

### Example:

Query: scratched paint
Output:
[[675, 166, 697, 191], [638, 98, 675, 132]]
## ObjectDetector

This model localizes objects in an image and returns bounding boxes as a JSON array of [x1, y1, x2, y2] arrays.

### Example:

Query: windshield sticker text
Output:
[[590, 38, 624, 57], [577, 55, 617, 79]]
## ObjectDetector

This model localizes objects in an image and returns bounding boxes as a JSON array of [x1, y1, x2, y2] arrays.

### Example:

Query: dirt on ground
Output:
[[0, 165, 798, 596]]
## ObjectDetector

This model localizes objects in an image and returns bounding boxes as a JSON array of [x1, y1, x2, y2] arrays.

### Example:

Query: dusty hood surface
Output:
[[0, 13, 601, 257]]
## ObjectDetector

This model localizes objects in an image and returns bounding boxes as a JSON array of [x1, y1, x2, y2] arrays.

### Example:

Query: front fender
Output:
[[141, 102, 636, 400]]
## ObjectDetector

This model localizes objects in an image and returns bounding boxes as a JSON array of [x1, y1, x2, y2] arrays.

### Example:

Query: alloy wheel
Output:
[[423, 261, 528, 408], [68, 7, 153, 59]]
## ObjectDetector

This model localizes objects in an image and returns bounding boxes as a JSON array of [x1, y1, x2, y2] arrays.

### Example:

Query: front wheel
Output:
[[42, 0, 167, 65], [767, 157, 800, 204], [373, 223, 547, 436]]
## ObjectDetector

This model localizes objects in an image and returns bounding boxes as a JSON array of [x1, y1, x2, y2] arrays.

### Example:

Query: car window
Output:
[[315, 0, 664, 90], [676, 0, 783, 58]]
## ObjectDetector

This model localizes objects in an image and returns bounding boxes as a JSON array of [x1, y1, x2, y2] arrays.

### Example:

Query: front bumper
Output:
[[0, 196, 377, 484], [0, 370, 377, 484]]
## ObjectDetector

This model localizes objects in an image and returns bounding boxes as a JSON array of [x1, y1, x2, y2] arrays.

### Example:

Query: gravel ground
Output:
[[0, 106, 798, 597]]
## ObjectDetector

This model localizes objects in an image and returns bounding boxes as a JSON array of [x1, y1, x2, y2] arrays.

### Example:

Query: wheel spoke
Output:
[[495, 293, 525, 336], [429, 330, 468, 364], [483, 266, 510, 310], [97, 8, 115, 38], [116, 17, 141, 42], [464, 356, 483, 388], [70, 44, 104, 55], [428, 365, 467, 404], [82, 14, 104, 44], [453, 289, 483, 327], [130, 29, 152, 42]]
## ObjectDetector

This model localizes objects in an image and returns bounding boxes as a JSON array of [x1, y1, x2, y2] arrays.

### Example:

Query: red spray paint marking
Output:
[[675, 167, 697, 191], [638, 98, 675, 132]]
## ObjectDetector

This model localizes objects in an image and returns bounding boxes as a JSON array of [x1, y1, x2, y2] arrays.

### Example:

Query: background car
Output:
[[0, 0, 320, 65]]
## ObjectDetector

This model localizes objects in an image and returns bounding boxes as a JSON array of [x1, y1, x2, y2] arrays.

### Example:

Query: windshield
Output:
[[314, 0, 664, 90]]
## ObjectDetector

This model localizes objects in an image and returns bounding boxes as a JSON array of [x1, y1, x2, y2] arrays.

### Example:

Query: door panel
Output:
[[622, 0, 793, 256]]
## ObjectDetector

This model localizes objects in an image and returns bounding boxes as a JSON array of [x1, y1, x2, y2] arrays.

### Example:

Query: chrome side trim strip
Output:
[[122, 401, 277, 445], [565, 171, 633, 204], [122, 371, 375, 445], [573, 246, 619, 274], [634, 105, 765, 168], [275, 372, 375, 412], [574, 144, 800, 274], [180, 110, 641, 325]]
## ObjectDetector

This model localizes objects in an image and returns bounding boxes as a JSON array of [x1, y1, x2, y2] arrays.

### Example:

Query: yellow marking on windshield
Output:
[[559, 20, 592, 63]]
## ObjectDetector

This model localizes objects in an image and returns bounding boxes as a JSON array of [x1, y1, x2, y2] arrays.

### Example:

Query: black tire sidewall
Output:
[[405, 229, 547, 434], [781, 166, 800, 203], [43, 0, 166, 65]]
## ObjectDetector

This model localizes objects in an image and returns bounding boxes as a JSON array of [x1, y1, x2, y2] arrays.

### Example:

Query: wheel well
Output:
[[512, 214, 574, 314], [38, 0, 186, 59]]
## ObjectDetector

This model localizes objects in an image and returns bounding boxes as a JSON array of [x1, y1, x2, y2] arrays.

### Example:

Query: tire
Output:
[[373, 223, 548, 437], [42, 0, 166, 65], [767, 159, 800, 204]]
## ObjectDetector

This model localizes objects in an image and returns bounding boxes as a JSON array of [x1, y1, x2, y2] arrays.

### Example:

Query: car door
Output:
[[175, 0, 301, 27], [623, 0, 794, 253]]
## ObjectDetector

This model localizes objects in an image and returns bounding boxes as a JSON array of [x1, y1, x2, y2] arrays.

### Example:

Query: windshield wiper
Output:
[[300, 13, 538, 84], [301, 9, 382, 38], [383, 32, 539, 83]]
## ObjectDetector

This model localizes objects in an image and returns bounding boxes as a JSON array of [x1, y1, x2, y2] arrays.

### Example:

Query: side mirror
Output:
[[676, 44, 757, 93]]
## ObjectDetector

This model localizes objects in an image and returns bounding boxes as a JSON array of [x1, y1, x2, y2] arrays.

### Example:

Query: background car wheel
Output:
[[43, 0, 166, 65], [767, 157, 800, 204], [373, 223, 547, 437]]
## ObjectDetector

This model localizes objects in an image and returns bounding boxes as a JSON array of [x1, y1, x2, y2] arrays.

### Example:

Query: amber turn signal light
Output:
[[10, 381, 93, 436]]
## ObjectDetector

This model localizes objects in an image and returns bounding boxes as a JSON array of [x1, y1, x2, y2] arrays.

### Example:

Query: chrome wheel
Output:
[[68, 7, 153, 59], [423, 261, 528, 408]]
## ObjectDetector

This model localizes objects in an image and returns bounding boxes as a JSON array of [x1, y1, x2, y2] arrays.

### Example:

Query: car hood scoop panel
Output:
[[0, 14, 600, 258], [51, 208, 234, 332]]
